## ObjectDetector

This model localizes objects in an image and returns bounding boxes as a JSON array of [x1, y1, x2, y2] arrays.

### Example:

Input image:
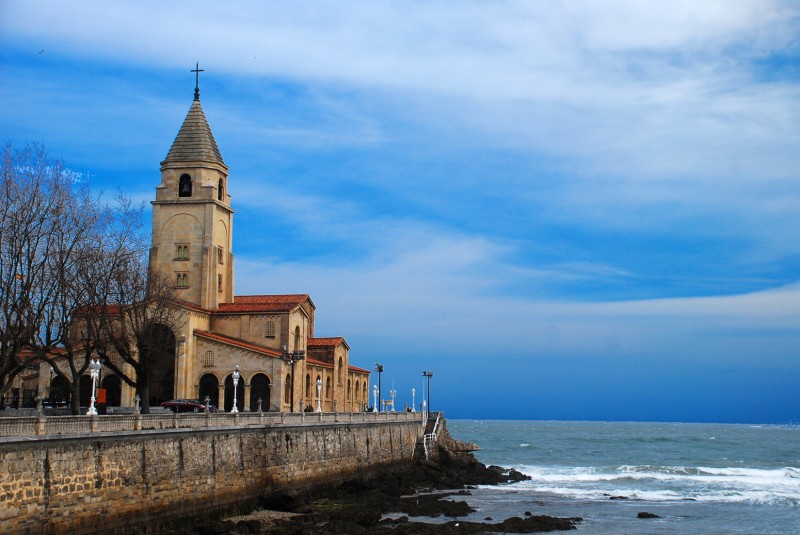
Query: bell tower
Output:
[[150, 69, 234, 309]]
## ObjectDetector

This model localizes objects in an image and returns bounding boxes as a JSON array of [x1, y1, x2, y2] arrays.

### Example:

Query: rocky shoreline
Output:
[[165, 429, 582, 535]]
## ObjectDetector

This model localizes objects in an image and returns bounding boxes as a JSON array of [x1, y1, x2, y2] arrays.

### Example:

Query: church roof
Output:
[[216, 294, 314, 314], [194, 330, 282, 358], [306, 357, 333, 368], [162, 100, 225, 166], [348, 364, 371, 374], [308, 337, 350, 350]]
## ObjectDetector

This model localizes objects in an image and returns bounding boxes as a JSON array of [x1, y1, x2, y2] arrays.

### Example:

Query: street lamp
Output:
[[86, 359, 102, 415], [316, 377, 322, 413], [411, 388, 416, 412], [281, 345, 305, 412], [231, 365, 240, 413], [374, 362, 383, 412], [372, 385, 378, 412], [422, 370, 433, 413]]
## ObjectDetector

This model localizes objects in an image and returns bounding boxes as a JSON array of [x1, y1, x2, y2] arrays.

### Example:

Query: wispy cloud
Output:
[[2, 0, 798, 421]]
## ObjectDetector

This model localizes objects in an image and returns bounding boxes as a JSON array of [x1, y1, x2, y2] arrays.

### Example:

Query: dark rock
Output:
[[637, 512, 661, 519], [609, 495, 629, 500], [224, 432, 578, 535], [524, 511, 532, 516]]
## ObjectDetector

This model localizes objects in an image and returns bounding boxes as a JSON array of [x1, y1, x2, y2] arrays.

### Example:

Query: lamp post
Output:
[[315, 378, 322, 413], [281, 345, 305, 412], [231, 365, 240, 413], [86, 359, 102, 415], [374, 362, 383, 412], [422, 370, 433, 413], [411, 388, 416, 412], [389, 385, 396, 412], [372, 385, 378, 412]]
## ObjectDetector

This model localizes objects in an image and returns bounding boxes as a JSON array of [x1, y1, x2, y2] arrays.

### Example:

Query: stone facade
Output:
[[0, 419, 422, 534]]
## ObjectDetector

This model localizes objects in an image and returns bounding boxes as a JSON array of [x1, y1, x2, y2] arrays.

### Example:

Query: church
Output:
[[142, 81, 372, 412], [14, 79, 373, 414]]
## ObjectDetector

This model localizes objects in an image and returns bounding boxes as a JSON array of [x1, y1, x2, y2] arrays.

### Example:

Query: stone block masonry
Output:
[[0, 419, 423, 534]]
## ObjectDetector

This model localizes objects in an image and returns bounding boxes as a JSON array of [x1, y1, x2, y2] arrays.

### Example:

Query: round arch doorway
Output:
[[199, 373, 219, 409], [49, 375, 71, 407], [101, 375, 122, 408], [249, 373, 270, 412], [140, 323, 176, 408]]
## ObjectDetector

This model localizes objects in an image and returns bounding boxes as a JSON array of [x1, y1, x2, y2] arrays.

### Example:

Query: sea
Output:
[[444, 420, 800, 534]]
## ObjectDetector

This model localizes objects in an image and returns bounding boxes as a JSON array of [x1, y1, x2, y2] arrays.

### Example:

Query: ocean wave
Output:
[[508, 464, 800, 505]]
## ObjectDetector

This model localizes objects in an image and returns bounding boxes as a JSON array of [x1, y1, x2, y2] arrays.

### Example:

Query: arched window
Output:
[[347, 379, 351, 400], [354, 380, 360, 403], [325, 377, 331, 399], [293, 326, 301, 351], [175, 244, 189, 260], [284, 374, 291, 404], [217, 274, 223, 293], [218, 178, 224, 201], [305, 374, 311, 398], [338, 357, 343, 385], [179, 174, 192, 197]]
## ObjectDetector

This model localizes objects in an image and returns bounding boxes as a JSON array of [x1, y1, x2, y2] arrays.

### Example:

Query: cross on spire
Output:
[[191, 62, 205, 101]]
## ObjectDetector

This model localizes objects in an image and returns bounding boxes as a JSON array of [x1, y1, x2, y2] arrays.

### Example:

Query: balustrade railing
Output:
[[0, 409, 423, 438]]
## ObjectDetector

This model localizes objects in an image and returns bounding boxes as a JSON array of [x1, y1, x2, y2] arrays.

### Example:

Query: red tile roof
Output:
[[307, 337, 349, 349], [348, 364, 371, 374], [306, 357, 334, 368], [215, 294, 313, 314], [194, 330, 282, 358]]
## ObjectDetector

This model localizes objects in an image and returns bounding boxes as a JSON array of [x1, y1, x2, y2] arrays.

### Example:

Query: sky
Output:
[[1, 1, 799, 424]]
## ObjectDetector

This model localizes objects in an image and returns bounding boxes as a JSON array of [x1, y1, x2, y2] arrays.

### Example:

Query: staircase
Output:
[[412, 412, 441, 460]]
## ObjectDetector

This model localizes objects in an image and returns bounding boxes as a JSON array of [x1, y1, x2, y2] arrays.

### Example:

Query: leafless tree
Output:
[[78, 196, 184, 414], [1, 143, 182, 414], [0, 143, 100, 406]]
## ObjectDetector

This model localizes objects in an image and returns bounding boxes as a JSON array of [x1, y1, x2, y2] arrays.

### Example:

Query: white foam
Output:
[[507, 464, 800, 506]]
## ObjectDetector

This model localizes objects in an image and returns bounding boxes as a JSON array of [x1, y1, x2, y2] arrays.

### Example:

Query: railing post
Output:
[[35, 396, 46, 435]]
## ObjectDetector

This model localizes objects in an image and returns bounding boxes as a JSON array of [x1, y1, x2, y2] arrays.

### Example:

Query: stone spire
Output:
[[161, 99, 225, 167]]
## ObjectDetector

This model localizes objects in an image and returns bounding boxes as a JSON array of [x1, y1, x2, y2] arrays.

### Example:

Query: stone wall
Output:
[[0, 419, 422, 534]]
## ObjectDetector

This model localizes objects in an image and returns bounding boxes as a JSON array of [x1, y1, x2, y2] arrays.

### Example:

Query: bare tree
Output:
[[0, 143, 100, 405], [79, 197, 184, 414], [2, 143, 184, 414]]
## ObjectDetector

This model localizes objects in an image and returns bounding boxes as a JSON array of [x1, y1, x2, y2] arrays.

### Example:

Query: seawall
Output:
[[0, 417, 423, 534]]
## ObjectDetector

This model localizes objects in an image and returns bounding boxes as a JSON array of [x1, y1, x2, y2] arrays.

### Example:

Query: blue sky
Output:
[[2, 1, 799, 423]]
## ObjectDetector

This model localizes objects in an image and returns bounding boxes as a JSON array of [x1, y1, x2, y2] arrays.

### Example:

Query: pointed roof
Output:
[[162, 100, 225, 167]]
